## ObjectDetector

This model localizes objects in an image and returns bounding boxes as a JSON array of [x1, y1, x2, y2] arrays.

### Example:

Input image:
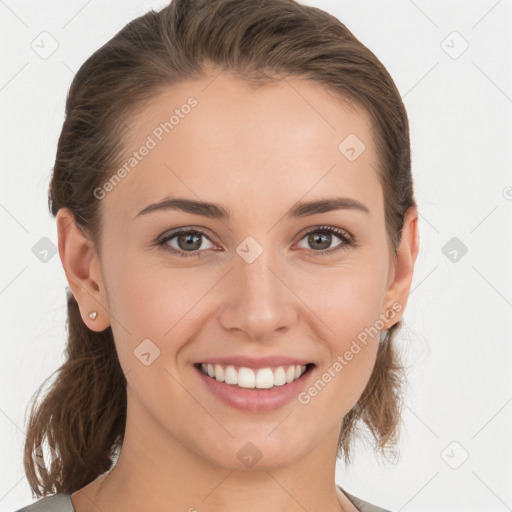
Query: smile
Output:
[[197, 363, 313, 389]]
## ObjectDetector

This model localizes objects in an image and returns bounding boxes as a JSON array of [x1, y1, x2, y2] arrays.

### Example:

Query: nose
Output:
[[217, 249, 298, 342]]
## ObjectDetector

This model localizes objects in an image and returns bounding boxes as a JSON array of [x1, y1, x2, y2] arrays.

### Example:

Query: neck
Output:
[[72, 389, 352, 512]]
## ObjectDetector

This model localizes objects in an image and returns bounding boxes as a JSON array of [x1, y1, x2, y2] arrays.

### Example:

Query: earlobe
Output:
[[382, 206, 420, 325], [56, 208, 110, 332]]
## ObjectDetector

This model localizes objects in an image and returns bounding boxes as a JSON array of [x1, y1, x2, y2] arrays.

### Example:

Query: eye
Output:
[[157, 228, 216, 258], [295, 226, 354, 256], [157, 225, 355, 259]]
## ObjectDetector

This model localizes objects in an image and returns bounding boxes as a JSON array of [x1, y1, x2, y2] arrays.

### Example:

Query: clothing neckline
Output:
[[337, 484, 362, 511], [65, 486, 364, 512]]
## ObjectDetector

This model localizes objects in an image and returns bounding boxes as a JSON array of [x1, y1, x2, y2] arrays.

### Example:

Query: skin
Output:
[[57, 71, 419, 512]]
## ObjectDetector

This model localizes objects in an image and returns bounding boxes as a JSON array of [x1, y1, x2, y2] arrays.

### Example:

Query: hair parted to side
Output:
[[24, 0, 416, 496]]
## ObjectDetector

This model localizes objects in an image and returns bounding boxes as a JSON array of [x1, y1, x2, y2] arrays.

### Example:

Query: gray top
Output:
[[14, 493, 73, 512], [14, 486, 391, 512]]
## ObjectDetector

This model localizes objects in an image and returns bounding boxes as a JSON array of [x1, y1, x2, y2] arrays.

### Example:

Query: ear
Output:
[[382, 206, 420, 326], [56, 208, 110, 332]]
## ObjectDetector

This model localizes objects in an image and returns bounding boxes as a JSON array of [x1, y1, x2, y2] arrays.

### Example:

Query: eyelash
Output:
[[156, 225, 355, 258]]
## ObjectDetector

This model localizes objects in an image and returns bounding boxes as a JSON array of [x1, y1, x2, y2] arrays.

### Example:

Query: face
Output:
[[68, 71, 413, 471]]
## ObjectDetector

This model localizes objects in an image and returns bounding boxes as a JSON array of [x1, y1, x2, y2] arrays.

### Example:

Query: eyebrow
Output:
[[135, 196, 370, 220]]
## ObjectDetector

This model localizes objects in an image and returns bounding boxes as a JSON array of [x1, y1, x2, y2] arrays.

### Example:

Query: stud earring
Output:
[[88, 311, 98, 320]]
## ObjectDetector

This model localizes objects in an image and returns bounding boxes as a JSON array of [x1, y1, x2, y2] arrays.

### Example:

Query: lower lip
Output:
[[194, 365, 315, 412]]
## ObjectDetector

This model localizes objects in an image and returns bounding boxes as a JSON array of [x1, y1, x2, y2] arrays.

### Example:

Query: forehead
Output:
[[102, 72, 382, 222]]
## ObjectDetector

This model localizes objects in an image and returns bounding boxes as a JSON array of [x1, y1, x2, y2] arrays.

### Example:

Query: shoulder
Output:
[[13, 493, 75, 512], [338, 485, 393, 512]]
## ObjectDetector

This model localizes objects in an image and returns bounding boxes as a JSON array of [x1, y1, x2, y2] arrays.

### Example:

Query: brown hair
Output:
[[24, 0, 415, 496]]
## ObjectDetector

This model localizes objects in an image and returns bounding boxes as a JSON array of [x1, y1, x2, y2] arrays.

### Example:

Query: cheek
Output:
[[301, 261, 386, 344], [297, 280, 381, 419], [295, 262, 385, 404], [104, 256, 213, 359]]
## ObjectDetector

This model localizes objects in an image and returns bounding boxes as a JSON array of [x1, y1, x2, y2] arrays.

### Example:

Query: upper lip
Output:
[[196, 355, 313, 370]]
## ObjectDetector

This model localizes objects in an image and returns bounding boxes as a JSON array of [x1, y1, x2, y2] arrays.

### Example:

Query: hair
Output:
[[23, 0, 416, 497]]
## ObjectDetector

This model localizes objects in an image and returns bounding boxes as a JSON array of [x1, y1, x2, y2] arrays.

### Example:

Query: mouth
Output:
[[193, 362, 315, 390]]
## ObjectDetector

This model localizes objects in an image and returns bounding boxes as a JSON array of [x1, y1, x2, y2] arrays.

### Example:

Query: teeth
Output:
[[225, 365, 238, 385], [255, 368, 273, 389], [273, 366, 287, 386], [239, 367, 256, 388], [200, 363, 308, 388], [285, 365, 296, 383], [214, 364, 225, 382]]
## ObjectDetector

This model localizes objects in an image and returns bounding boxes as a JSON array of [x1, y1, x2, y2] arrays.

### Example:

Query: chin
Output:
[[193, 433, 312, 471]]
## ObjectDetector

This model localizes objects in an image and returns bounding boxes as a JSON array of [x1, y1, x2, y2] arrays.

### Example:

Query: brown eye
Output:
[[306, 232, 336, 250], [296, 226, 353, 256], [176, 232, 203, 251], [158, 229, 215, 257]]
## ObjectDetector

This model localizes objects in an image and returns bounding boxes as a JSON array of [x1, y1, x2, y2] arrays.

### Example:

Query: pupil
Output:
[[309, 232, 330, 250], [176, 232, 332, 252], [179, 232, 201, 251]]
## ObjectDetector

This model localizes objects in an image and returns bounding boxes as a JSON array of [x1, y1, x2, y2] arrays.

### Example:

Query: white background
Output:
[[1, 1, 511, 511]]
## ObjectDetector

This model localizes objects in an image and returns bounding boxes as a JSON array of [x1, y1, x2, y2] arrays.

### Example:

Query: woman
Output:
[[15, 0, 419, 511]]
